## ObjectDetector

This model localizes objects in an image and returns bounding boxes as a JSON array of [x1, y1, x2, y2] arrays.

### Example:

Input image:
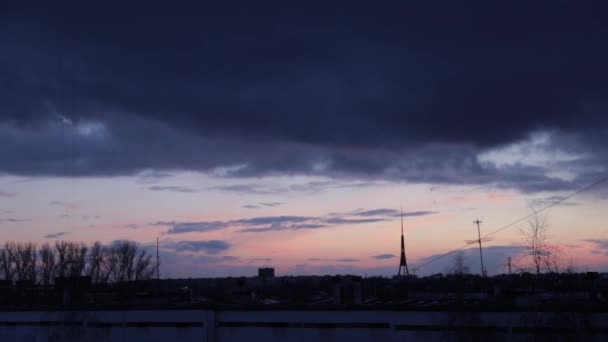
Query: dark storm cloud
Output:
[[1, 1, 607, 192]]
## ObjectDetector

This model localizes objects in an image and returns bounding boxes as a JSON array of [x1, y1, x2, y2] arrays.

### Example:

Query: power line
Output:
[[413, 175, 608, 272]]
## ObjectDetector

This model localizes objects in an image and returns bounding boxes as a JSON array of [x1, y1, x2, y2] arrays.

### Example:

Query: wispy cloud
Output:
[[158, 207, 437, 234], [48, 201, 78, 209], [531, 195, 579, 208], [0, 218, 29, 223], [44, 232, 69, 239], [239, 223, 327, 233], [209, 184, 280, 195], [307, 258, 360, 263], [354, 209, 398, 217], [147, 185, 198, 193], [261, 202, 282, 207], [336, 258, 359, 262], [582, 239, 608, 252], [0, 191, 15, 198], [164, 240, 230, 254], [323, 217, 386, 225], [135, 170, 175, 184], [248, 258, 272, 262], [211, 180, 386, 195], [154, 221, 229, 234], [243, 202, 283, 209], [372, 253, 396, 259], [350, 208, 437, 218]]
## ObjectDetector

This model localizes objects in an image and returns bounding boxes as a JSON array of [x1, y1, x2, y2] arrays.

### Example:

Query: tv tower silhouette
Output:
[[397, 209, 410, 276]]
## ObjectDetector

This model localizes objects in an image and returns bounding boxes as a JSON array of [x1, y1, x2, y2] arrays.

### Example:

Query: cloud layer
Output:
[[153, 208, 436, 234], [0, 2, 606, 192]]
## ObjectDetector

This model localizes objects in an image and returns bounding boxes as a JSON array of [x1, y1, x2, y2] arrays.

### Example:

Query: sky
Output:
[[1, 1, 607, 278]]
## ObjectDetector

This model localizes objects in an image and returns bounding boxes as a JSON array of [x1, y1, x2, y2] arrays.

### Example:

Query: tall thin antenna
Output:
[[473, 218, 485, 276], [507, 257, 512, 276], [400, 207, 404, 235], [397, 208, 410, 276]]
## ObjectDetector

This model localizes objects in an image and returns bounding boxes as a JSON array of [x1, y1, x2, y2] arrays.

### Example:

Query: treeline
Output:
[[0, 240, 157, 285]]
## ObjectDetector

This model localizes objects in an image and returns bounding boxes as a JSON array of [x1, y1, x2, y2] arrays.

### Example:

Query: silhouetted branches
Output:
[[15, 242, 36, 282], [520, 209, 566, 275], [0, 240, 155, 285], [448, 251, 470, 276], [87, 241, 105, 283], [39, 243, 56, 286], [0, 242, 18, 282]]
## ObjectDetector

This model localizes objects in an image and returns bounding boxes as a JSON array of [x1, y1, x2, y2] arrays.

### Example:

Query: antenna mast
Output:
[[397, 208, 410, 276]]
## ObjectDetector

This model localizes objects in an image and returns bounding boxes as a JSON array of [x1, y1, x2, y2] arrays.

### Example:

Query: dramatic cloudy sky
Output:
[[1, 1, 607, 277]]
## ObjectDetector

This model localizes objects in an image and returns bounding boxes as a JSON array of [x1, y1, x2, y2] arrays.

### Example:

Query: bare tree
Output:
[[88, 241, 106, 283], [15, 242, 37, 282], [114, 241, 136, 282], [5, 240, 155, 285], [564, 257, 580, 274], [0, 242, 18, 282], [101, 245, 118, 284], [55, 241, 69, 278], [521, 209, 570, 274], [543, 243, 565, 274], [66, 242, 87, 277], [134, 248, 156, 281], [521, 209, 549, 276], [449, 251, 470, 276], [106, 241, 156, 283], [39, 243, 56, 286]]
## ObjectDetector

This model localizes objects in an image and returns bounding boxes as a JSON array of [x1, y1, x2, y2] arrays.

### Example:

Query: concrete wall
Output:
[[1, 309, 607, 341]]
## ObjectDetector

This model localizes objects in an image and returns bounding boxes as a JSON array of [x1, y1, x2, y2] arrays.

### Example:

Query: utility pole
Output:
[[473, 218, 485, 276], [508, 257, 512, 276]]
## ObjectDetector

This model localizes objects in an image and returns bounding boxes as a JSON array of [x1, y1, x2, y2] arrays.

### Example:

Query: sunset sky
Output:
[[1, 1, 607, 278]]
